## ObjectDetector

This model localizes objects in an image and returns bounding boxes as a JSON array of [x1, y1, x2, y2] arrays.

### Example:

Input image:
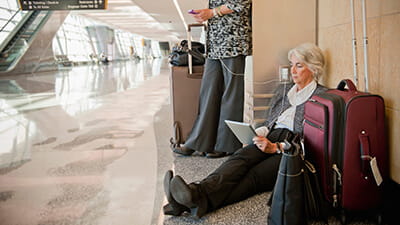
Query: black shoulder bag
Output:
[[267, 134, 327, 225], [169, 40, 205, 66]]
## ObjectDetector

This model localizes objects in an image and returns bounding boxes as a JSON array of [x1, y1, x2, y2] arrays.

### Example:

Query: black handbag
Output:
[[303, 159, 325, 221], [268, 134, 306, 225], [267, 134, 326, 225], [169, 40, 205, 66]]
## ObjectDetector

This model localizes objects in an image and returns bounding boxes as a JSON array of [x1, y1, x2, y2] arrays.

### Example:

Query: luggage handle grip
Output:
[[359, 131, 372, 176], [186, 73, 202, 79], [337, 79, 357, 91], [187, 23, 206, 74], [188, 23, 206, 32]]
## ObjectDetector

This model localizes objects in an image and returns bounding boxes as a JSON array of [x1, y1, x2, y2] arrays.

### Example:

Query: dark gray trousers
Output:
[[196, 128, 291, 212], [184, 55, 245, 153]]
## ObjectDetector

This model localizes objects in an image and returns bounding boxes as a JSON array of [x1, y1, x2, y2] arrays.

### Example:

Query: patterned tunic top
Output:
[[207, 0, 252, 59]]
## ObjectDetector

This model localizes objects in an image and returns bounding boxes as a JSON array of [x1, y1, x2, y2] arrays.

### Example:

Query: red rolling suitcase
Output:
[[303, 79, 388, 213]]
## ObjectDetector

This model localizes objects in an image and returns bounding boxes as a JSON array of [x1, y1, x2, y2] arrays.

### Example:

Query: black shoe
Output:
[[206, 151, 227, 158], [163, 170, 189, 216], [170, 175, 208, 218], [173, 146, 195, 156]]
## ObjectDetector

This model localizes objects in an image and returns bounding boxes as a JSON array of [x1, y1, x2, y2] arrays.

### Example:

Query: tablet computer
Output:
[[224, 120, 257, 145]]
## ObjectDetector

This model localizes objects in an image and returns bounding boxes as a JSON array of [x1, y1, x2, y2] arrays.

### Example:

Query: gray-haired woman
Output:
[[164, 43, 328, 218]]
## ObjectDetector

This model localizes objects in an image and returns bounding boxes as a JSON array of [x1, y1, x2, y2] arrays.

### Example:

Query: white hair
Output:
[[288, 43, 325, 81]]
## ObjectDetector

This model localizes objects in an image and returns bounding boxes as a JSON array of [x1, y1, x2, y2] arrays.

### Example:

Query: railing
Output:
[[0, 11, 52, 72], [0, 9, 20, 32], [0, 8, 32, 53]]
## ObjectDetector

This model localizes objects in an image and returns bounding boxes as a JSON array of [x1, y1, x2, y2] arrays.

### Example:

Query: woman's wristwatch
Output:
[[212, 8, 218, 17], [275, 142, 282, 154]]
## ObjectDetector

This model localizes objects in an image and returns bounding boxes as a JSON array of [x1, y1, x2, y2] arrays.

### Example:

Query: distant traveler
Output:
[[173, 0, 253, 158], [164, 43, 328, 218]]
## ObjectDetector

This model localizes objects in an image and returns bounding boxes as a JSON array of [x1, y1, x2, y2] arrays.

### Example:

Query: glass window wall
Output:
[[53, 14, 94, 63], [52, 14, 161, 64]]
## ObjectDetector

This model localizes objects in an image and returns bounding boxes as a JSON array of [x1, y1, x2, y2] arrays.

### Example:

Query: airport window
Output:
[[52, 13, 160, 64], [53, 14, 93, 63]]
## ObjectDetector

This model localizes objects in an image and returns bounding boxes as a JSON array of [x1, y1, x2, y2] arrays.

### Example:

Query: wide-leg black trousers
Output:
[[184, 56, 245, 153]]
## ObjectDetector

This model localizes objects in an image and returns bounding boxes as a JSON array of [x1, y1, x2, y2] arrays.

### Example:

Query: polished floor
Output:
[[0, 59, 173, 225]]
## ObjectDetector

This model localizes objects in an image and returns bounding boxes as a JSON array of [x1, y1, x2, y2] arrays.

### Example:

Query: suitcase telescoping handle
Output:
[[337, 79, 358, 91], [187, 23, 206, 74]]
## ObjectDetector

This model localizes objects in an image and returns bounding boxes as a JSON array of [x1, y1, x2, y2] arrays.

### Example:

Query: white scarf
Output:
[[275, 81, 317, 130]]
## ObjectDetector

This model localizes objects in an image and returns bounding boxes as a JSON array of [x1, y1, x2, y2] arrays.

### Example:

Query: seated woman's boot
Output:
[[170, 175, 208, 219], [163, 170, 189, 216]]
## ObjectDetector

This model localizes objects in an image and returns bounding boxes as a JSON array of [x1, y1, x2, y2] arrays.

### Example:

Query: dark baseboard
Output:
[[383, 179, 400, 225]]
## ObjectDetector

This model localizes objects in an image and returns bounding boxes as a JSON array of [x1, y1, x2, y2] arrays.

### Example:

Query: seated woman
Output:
[[163, 43, 328, 218]]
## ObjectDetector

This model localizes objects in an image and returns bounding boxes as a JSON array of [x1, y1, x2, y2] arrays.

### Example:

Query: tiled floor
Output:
[[0, 59, 172, 225]]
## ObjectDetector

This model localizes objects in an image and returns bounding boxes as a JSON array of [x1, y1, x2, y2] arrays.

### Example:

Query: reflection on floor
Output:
[[0, 58, 173, 225]]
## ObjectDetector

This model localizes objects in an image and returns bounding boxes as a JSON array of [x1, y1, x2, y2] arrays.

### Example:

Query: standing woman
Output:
[[173, 0, 253, 158]]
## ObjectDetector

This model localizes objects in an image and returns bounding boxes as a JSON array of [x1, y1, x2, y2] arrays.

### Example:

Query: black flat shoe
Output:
[[173, 146, 195, 156], [163, 170, 189, 216], [163, 203, 188, 216], [170, 175, 208, 218], [206, 151, 227, 158]]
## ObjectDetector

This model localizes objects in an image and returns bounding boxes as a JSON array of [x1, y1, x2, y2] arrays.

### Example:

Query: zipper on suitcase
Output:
[[317, 93, 346, 167], [315, 93, 346, 207], [332, 163, 342, 207], [304, 119, 324, 130], [305, 99, 330, 202]]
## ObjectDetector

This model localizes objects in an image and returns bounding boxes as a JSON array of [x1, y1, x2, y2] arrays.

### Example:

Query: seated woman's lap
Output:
[[203, 144, 269, 191], [201, 129, 292, 210], [222, 153, 282, 206], [200, 144, 272, 210]]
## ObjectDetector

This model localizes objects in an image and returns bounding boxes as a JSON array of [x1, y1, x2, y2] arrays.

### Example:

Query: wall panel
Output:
[[318, 0, 400, 183]]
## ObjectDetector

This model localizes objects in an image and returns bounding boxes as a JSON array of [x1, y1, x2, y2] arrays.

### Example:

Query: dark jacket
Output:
[[263, 83, 328, 134]]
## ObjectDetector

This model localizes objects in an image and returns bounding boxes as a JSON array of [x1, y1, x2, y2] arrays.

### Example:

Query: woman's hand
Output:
[[255, 126, 269, 137], [253, 136, 277, 154], [190, 9, 213, 23]]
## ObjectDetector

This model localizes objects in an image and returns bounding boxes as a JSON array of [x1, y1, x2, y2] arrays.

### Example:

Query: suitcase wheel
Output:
[[170, 122, 182, 150], [376, 213, 383, 225], [339, 209, 347, 225]]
